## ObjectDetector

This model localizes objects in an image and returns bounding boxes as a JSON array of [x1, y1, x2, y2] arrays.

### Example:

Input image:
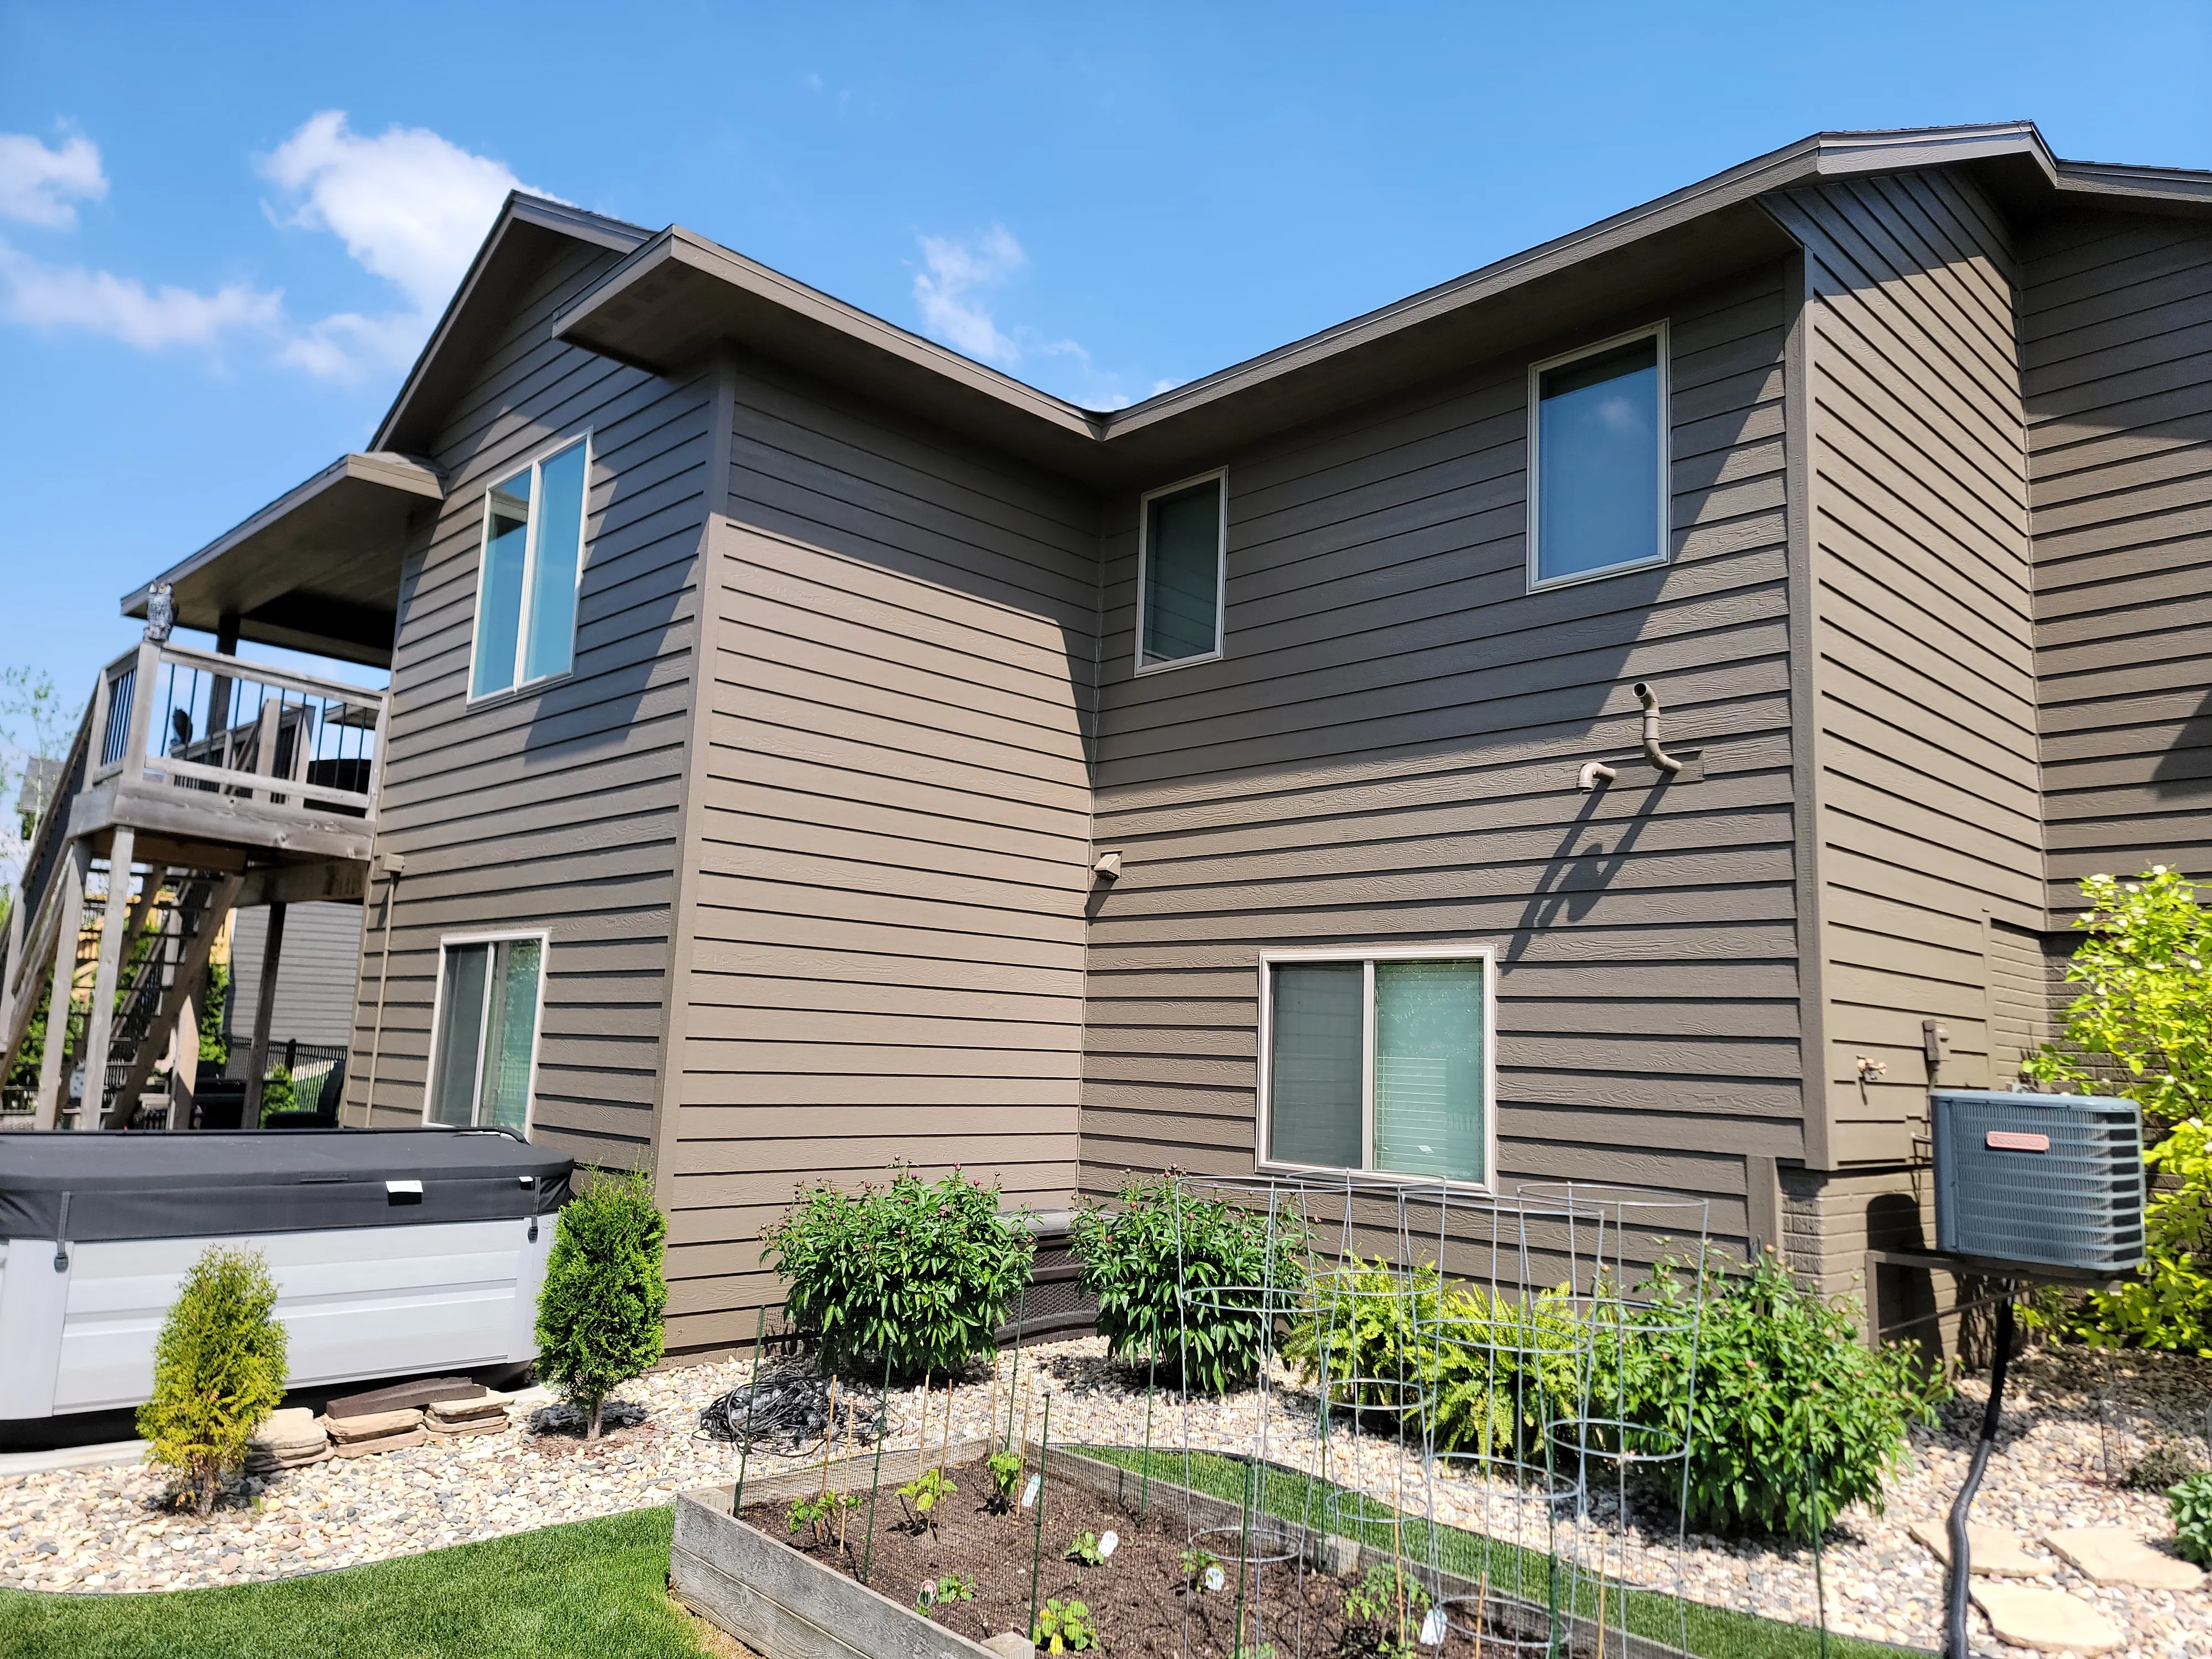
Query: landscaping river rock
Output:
[[2, 1339, 2207, 1657]]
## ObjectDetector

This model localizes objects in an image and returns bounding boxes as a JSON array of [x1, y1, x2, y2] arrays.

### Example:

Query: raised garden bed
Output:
[[670, 1436, 1690, 1659]]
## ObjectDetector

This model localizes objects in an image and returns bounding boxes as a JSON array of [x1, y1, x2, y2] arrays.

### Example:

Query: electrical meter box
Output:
[[1931, 1089, 2145, 1274]]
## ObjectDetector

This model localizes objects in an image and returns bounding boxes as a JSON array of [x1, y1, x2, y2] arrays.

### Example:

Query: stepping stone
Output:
[[1908, 1519, 2042, 1577], [2043, 1526, 2205, 1591], [1970, 1583, 2124, 1656], [982, 1636, 1035, 1659]]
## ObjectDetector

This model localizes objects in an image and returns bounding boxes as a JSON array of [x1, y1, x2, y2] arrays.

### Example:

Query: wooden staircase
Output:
[[0, 624, 385, 1130]]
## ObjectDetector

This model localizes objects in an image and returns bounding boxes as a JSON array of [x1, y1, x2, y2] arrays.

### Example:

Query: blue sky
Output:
[[1, 0, 2206, 724]]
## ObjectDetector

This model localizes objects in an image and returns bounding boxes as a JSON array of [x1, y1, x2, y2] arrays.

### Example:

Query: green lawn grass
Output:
[[1069, 1443, 1935, 1659], [0, 1506, 709, 1659]]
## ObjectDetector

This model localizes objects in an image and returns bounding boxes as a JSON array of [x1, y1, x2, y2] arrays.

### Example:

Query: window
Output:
[[1528, 326, 1668, 588], [1261, 950, 1493, 1185], [426, 936, 545, 1133], [1136, 471, 1226, 671], [471, 436, 590, 697]]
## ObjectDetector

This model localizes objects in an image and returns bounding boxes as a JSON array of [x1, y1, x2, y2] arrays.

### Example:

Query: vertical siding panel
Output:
[[345, 238, 713, 1173], [1770, 169, 2041, 1165], [662, 361, 1098, 1356], [2023, 211, 2212, 910]]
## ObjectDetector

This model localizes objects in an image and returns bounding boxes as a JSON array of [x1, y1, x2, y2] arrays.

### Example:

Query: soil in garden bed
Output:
[[743, 1457, 1558, 1658]]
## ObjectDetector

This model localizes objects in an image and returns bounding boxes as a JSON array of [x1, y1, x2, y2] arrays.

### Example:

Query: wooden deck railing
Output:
[[87, 639, 388, 820]]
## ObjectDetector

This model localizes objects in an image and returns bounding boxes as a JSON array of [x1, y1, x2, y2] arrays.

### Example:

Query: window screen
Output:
[[1533, 336, 1663, 585], [427, 938, 543, 1131], [1263, 955, 1489, 1183], [472, 436, 589, 696], [1139, 476, 1223, 666]]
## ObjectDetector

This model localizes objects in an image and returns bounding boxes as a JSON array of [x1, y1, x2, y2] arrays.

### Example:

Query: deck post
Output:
[[0, 881, 24, 1043], [31, 842, 90, 1132], [242, 900, 286, 1127], [74, 826, 135, 1131]]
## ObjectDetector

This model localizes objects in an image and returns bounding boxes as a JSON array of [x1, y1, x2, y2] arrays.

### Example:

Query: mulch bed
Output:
[[743, 1457, 1540, 1657]]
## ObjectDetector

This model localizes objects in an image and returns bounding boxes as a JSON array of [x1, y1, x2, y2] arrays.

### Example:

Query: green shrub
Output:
[[1282, 1257, 1578, 1459], [1032, 1597, 1097, 1653], [2169, 1470, 2212, 1566], [534, 1171, 668, 1438], [257, 1066, 296, 1117], [136, 1245, 288, 1515], [2024, 867, 2210, 1129], [2055, 1117, 2212, 1355], [1069, 1177, 1307, 1395], [1342, 1562, 1432, 1659], [1599, 1252, 1946, 1537], [763, 1165, 1031, 1382]]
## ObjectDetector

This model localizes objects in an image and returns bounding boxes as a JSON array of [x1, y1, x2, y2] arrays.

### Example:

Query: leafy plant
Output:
[[2024, 867, 2211, 1129], [2055, 1117, 2212, 1355], [1064, 1529, 1108, 1568], [258, 1065, 296, 1118], [1032, 1597, 1098, 1653], [136, 1245, 289, 1516], [918, 1571, 975, 1614], [1595, 1251, 1947, 1537], [2168, 1470, 2212, 1566], [2125, 1440, 2203, 1491], [199, 960, 231, 1067], [785, 1489, 853, 1545], [896, 1467, 956, 1536], [1282, 1258, 1577, 1459], [1341, 1563, 1432, 1659], [1070, 1177, 1308, 1394], [763, 1166, 1033, 1382], [1180, 1543, 1222, 1591], [985, 1447, 1025, 1511], [533, 1171, 669, 1439]]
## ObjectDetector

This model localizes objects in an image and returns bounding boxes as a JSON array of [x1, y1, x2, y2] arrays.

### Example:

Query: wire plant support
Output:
[[1141, 1171, 1712, 1659]]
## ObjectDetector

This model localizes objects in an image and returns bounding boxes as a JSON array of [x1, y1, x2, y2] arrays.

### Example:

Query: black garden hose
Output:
[[1945, 1293, 2015, 1658]]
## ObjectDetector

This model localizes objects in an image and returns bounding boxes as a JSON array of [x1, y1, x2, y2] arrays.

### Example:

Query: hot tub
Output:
[[0, 1129, 570, 1424]]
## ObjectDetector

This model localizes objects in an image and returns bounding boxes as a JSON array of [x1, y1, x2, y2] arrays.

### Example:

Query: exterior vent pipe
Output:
[[1632, 682, 1684, 775]]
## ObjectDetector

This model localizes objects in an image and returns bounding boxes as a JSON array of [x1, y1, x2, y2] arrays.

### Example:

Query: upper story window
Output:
[[427, 933, 545, 1133], [1136, 470, 1226, 672], [1260, 948, 1494, 1187], [1527, 325, 1668, 589], [471, 435, 590, 698]]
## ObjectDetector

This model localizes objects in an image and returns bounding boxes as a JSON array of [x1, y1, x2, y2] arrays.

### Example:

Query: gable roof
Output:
[[553, 121, 2212, 484]]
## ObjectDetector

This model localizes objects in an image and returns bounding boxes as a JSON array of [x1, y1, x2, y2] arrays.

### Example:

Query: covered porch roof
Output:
[[118, 451, 443, 668]]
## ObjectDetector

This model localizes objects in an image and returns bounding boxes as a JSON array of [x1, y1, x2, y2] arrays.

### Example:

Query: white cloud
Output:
[[258, 111, 530, 314], [0, 241, 280, 349], [0, 132, 107, 228], [914, 225, 1026, 367]]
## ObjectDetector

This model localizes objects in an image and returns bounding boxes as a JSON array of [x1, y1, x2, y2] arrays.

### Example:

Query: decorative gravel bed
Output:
[[3, 1339, 2207, 1657]]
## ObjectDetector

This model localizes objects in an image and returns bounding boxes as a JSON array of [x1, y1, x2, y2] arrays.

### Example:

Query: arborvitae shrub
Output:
[[136, 1246, 288, 1515], [534, 1170, 668, 1437]]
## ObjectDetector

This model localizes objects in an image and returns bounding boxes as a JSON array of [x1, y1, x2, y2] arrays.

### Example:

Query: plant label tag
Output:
[[1021, 1474, 1041, 1508], [1420, 1607, 1447, 1646], [1098, 1530, 1118, 1559], [1203, 1564, 1225, 1593]]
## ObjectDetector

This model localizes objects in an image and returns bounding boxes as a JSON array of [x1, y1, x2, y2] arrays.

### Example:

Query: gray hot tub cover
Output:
[[0, 1129, 572, 1242]]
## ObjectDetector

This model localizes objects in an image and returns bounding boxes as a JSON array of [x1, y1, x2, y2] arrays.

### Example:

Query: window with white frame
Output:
[[426, 936, 545, 1133], [1136, 471, 1226, 670], [1261, 950, 1492, 1185], [1527, 326, 1668, 588], [471, 435, 590, 697]]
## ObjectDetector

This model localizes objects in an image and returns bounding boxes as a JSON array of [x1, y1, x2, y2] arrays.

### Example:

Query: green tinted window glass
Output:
[[1371, 959, 1485, 1182], [1267, 962, 1363, 1169], [479, 938, 542, 1132], [1141, 478, 1222, 664], [521, 441, 586, 683], [429, 943, 489, 1126]]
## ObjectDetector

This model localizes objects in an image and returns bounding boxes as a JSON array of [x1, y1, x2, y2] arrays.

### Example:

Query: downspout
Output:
[[1632, 682, 1684, 775]]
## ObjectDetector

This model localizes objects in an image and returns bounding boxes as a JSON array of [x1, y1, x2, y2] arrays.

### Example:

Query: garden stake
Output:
[[1473, 1569, 1488, 1658], [731, 1305, 765, 1516], [818, 1377, 838, 1514], [837, 1392, 858, 1553], [1003, 1277, 1029, 1452], [1138, 1348, 1157, 1524], [916, 1370, 931, 1484], [935, 1363, 956, 1483], [1027, 1390, 1052, 1648], [1806, 1447, 1830, 1659], [860, 1347, 892, 1587]]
